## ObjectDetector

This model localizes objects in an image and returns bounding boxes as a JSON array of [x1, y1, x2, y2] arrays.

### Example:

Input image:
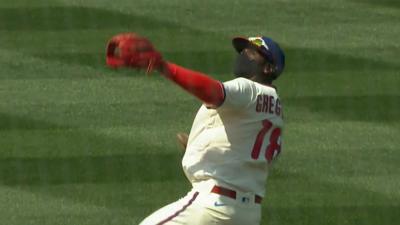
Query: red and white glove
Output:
[[106, 33, 163, 73]]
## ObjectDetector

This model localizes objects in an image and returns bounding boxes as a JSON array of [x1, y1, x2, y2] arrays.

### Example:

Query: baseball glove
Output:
[[106, 33, 163, 73], [176, 132, 189, 152]]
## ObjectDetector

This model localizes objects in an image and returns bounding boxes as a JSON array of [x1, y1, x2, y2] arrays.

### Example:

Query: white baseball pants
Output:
[[139, 181, 262, 225]]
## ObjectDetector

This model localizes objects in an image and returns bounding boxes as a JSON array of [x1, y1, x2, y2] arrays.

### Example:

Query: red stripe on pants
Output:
[[157, 192, 199, 225]]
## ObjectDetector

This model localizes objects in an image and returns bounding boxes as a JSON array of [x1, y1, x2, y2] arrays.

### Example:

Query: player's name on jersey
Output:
[[255, 94, 282, 117]]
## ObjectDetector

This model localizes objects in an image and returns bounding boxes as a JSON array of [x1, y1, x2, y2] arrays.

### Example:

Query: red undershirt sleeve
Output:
[[159, 62, 225, 108]]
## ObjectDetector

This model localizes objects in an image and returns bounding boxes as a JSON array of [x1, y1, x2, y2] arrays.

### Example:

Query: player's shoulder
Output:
[[224, 77, 255, 88], [224, 77, 277, 93], [220, 78, 280, 110], [225, 77, 253, 84]]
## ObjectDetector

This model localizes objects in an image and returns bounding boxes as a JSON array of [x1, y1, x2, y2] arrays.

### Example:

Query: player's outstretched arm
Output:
[[105, 32, 225, 108], [157, 62, 225, 108]]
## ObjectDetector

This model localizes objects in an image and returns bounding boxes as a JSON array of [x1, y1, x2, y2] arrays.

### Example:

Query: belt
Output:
[[211, 185, 262, 204]]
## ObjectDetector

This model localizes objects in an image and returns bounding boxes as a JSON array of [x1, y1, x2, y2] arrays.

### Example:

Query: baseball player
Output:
[[106, 34, 285, 225]]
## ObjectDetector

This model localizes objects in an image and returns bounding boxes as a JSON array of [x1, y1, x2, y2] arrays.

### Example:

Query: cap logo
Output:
[[249, 37, 269, 50]]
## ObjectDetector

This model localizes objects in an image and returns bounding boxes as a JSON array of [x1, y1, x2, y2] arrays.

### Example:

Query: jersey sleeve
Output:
[[220, 78, 256, 109]]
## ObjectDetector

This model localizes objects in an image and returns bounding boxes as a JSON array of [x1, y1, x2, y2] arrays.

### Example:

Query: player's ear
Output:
[[263, 63, 274, 75]]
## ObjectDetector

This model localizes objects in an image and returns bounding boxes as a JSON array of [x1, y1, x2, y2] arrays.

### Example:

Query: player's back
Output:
[[182, 77, 283, 197]]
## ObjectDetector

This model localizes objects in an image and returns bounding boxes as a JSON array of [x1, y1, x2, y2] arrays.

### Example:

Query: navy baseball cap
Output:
[[232, 36, 285, 76]]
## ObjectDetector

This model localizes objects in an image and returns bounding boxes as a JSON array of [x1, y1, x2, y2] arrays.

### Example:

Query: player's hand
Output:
[[176, 132, 189, 152], [106, 33, 163, 74]]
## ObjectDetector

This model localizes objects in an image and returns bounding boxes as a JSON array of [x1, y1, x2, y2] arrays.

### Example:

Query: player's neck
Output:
[[251, 75, 273, 85]]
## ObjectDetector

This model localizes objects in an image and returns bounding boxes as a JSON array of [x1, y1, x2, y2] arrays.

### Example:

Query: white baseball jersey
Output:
[[182, 77, 283, 197]]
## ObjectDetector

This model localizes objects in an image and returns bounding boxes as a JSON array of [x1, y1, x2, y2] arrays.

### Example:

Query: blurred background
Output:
[[0, 0, 399, 224]]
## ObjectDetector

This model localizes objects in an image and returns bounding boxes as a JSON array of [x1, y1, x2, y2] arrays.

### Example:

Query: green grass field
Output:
[[0, 0, 399, 224]]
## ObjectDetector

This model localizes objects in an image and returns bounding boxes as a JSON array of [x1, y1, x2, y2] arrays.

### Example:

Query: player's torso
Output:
[[182, 78, 283, 196]]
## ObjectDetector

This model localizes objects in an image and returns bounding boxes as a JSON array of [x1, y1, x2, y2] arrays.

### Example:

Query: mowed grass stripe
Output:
[[0, 185, 136, 225], [10, 180, 190, 224], [0, 127, 183, 157]]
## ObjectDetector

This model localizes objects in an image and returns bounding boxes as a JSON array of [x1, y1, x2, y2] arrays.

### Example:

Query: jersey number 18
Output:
[[251, 119, 282, 162]]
